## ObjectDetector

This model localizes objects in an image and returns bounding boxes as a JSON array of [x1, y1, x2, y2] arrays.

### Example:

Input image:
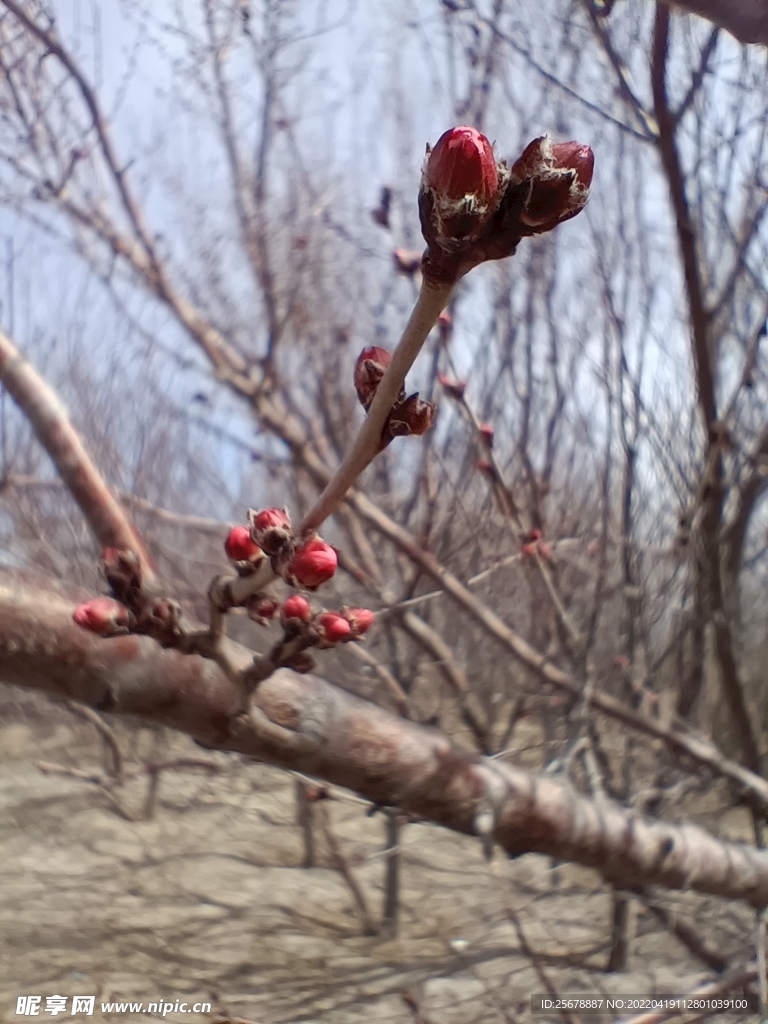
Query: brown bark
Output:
[[666, 0, 768, 46], [4, 574, 768, 907]]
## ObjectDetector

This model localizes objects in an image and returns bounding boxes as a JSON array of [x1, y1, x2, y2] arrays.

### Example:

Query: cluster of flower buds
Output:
[[354, 346, 435, 449], [419, 126, 594, 283], [280, 596, 374, 642], [223, 512, 338, 592], [520, 528, 553, 562]]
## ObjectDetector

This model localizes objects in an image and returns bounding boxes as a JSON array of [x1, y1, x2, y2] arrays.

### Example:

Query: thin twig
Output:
[[300, 280, 453, 534]]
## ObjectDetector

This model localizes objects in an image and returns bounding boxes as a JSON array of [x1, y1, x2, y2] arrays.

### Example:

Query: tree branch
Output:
[[4, 573, 768, 906], [0, 330, 158, 587], [663, 0, 768, 46]]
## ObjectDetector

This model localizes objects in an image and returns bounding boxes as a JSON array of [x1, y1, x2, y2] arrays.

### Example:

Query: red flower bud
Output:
[[438, 373, 466, 400], [383, 393, 435, 447], [225, 526, 264, 565], [73, 597, 130, 635], [520, 542, 537, 560], [281, 594, 312, 624], [253, 507, 290, 533], [249, 507, 292, 556], [316, 611, 352, 644], [511, 136, 594, 232], [343, 607, 375, 636], [477, 459, 495, 477], [479, 423, 494, 446], [426, 127, 498, 206], [552, 141, 594, 190], [354, 346, 399, 411], [523, 528, 542, 543], [288, 537, 338, 589]]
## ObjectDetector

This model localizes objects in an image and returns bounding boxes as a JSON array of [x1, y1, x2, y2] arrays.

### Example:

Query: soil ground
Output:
[[0, 690, 758, 1024]]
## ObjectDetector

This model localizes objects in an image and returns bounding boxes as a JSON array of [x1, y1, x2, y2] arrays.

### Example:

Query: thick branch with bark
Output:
[[665, 0, 768, 46], [4, 574, 768, 907]]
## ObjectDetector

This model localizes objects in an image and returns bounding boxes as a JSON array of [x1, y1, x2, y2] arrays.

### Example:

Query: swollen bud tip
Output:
[[288, 537, 338, 590]]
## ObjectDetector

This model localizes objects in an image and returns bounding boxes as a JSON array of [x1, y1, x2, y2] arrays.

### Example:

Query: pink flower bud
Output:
[[73, 597, 130, 635], [438, 373, 466, 400], [316, 611, 352, 644], [288, 537, 338, 589], [249, 507, 292, 556], [426, 127, 498, 206], [438, 310, 453, 343], [281, 594, 312, 624], [343, 607, 375, 636], [393, 249, 422, 276], [354, 346, 396, 411], [479, 423, 494, 446], [225, 526, 264, 565]]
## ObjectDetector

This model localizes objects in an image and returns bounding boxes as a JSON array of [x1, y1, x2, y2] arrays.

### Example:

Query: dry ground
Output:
[[0, 689, 759, 1024]]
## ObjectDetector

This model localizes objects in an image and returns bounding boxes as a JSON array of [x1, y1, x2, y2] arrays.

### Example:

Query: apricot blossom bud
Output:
[[479, 423, 494, 447], [354, 346, 401, 411], [288, 537, 338, 589], [438, 310, 453, 343], [426, 127, 498, 206], [392, 249, 422, 276], [438, 374, 466, 400], [343, 607, 375, 636], [511, 136, 594, 232], [73, 596, 130, 635], [383, 393, 435, 448], [281, 594, 312, 625], [225, 526, 264, 565], [421, 127, 501, 257], [249, 506, 292, 556], [316, 611, 352, 645]]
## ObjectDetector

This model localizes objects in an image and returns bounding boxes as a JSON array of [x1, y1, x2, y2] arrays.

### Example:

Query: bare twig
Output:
[[0, 331, 158, 586], [300, 280, 453, 534]]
